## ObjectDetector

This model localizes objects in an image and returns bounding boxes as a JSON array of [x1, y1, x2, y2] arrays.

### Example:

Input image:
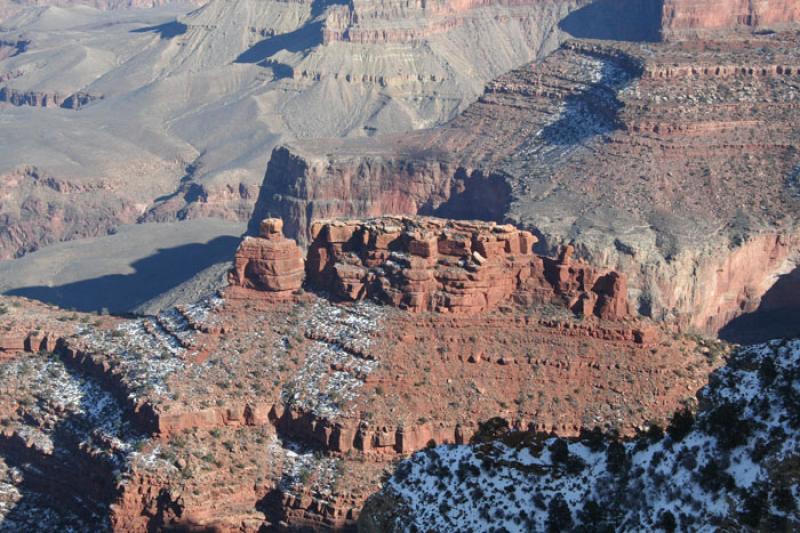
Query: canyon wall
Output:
[[253, 37, 800, 338], [661, 0, 800, 39]]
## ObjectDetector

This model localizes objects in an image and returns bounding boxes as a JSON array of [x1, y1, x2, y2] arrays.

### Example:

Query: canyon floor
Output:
[[0, 219, 245, 314]]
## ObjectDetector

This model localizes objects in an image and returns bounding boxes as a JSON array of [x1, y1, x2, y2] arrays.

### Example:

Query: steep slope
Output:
[[361, 336, 800, 532], [0, 0, 590, 261], [0, 0, 203, 23], [257, 33, 800, 339]]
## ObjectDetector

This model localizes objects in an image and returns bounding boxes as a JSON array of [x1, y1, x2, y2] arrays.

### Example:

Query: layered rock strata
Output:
[[0, 290, 718, 530], [0, 0, 588, 259], [306, 216, 629, 319], [661, 0, 800, 39], [256, 34, 800, 338], [228, 218, 304, 297]]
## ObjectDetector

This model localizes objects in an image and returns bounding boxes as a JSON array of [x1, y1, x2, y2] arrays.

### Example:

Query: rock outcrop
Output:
[[0, 263, 721, 531], [362, 337, 800, 531], [0, 87, 101, 109], [661, 0, 800, 39], [306, 216, 630, 319], [228, 218, 304, 296], [255, 34, 800, 339]]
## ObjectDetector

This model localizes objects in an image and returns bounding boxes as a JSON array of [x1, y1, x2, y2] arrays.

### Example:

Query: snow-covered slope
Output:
[[360, 338, 800, 532]]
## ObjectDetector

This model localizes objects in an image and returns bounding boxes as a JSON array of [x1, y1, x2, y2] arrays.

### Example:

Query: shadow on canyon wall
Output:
[[4, 236, 240, 314], [235, 21, 323, 65], [0, 414, 113, 530], [422, 169, 512, 223], [560, 0, 664, 42], [719, 265, 800, 344]]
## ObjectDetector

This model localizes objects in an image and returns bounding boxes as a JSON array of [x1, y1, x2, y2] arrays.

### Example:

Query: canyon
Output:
[[0, 0, 590, 264], [257, 32, 800, 341], [0, 0, 798, 531], [0, 215, 726, 530]]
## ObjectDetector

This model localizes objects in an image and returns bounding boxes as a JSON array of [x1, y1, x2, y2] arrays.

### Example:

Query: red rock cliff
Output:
[[661, 0, 800, 38], [305, 216, 630, 319]]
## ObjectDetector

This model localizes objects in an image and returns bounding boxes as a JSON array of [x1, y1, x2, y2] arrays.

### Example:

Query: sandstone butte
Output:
[[231, 216, 630, 320], [0, 215, 729, 531]]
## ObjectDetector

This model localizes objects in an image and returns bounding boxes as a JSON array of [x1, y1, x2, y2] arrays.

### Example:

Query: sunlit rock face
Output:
[[661, 0, 800, 39]]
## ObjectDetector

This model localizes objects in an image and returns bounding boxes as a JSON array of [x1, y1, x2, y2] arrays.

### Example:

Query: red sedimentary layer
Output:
[[321, 0, 567, 45], [661, 0, 800, 38], [255, 36, 800, 338], [228, 218, 305, 298], [306, 216, 630, 319]]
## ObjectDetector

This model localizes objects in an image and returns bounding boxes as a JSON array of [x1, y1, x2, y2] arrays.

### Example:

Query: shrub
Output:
[[577, 499, 611, 532], [579, 427, 606, 452], [704, 402, 751, 450], [655, 510, 677, 532], [470, 417, 509, 444], [697, 459, 734, 492], [606, 440, 629, 475], [549, 438, 569, 465], [758, 357, 777, 386], [771, 485, 797, 514], [667, 407, 695, 442], [739, 489, 768, 527], [547, 495, 573, 533]]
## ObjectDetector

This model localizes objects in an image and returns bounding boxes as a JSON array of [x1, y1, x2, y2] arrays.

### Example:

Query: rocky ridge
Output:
[[0, 210, 722, 529], [303, 216, 629, 318], [257, 33, 800, 340]]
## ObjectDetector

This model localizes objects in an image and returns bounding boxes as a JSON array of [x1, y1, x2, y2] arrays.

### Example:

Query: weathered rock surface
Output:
[[228, 218, 304, 296], [661, 0, 800, 39], [362, 337, 800, 531], [306, 216, 629, 319], [0, 240, 721, 530], [0, 166, 144, 259], [0, 0, 588, 261], [257, 34, 800, 338]]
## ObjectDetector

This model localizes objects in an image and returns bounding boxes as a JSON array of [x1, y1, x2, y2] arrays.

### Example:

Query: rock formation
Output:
[[255, 33, 800, 339], [228, 218, 304, 296], [362, 337, 800, 531], [661, 0, 800, 39], [0, 231, 721, 530], [306, 216, 630, 319], [0, 87, 101, 109], [0, 0, 588, 260]]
